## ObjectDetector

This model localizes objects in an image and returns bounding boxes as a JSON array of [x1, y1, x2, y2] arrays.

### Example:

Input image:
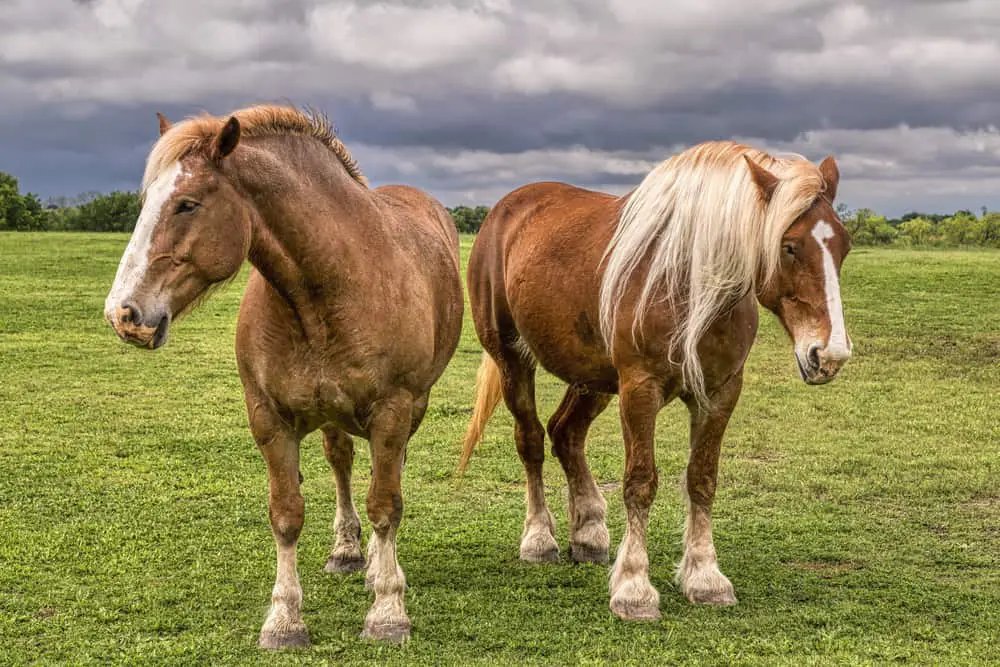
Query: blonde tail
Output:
[[458, 352, 504, 474]]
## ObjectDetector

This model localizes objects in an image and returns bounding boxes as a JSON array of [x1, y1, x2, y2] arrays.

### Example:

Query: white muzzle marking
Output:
[[811, 220, 850, 360], [104, 162, 184, 321]]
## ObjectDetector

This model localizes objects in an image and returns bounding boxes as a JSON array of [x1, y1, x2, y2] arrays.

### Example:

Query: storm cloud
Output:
[[2, 0, 1000, 214]]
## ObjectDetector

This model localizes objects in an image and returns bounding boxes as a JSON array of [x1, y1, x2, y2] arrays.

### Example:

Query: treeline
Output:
[[3, 171, 1000, 246], [838, 204, 1000, 247], [0, 172, 491, 234]]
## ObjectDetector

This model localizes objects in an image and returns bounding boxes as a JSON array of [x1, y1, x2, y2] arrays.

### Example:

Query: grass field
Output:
[[1, 232, 998, 665]]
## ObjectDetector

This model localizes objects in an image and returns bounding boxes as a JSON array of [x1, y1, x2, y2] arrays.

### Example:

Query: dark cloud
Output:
[[2, 0, 1000, 215]]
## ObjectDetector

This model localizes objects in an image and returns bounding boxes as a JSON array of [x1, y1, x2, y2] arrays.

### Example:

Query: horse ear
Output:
[[156, 112, 172, 136], [819, 155, 839, 203], [743, 155, 779, 204], [213, 116, 241, 160]]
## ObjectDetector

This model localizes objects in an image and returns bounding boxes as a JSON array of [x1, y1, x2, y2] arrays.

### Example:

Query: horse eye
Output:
[[783, 243, 796, 257], [175, 200, 200, 215]]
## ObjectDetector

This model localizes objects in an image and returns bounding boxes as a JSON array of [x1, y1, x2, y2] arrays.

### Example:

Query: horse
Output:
[[459, 141, 852, 621], [104, 105, 463, 646]]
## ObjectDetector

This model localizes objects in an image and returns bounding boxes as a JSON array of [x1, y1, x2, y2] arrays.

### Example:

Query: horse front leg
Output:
[[249, 401, 310, 649], [676, 372, 742, 605], [609, 375, 663, 621], [361, 392, 413, 643]]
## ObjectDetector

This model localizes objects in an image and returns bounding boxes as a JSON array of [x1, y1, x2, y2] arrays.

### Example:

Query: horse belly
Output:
[[510, 285, 617, 392]]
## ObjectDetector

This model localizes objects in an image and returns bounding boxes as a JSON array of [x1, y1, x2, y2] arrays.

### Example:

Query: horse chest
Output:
[[274, 358, 371, 436]]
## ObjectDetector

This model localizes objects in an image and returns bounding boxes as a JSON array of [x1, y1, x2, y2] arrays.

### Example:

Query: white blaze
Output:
[[811, 220, 850, 356], [104, 162, 184, 319]]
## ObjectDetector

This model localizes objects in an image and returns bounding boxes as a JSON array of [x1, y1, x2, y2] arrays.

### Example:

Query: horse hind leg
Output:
[[321, 426, 365, 574], [495, 342, 559, 563], [548, 386, 612, 564]]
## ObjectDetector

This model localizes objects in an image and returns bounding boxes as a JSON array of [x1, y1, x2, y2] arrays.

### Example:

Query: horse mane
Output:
[[142, 104, 368, 192], [598, 140, 828, 405]]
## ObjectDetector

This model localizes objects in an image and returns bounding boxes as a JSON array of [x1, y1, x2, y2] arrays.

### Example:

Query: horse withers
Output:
[[460, 142, 851, 621], [105, 105, 463, 646]]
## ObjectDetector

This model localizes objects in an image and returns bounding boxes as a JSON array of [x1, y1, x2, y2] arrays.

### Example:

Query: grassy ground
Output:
[[0, 233, 997, 665]]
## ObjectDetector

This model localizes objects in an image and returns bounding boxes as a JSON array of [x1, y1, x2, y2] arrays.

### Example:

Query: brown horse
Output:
[[104, 105, 463, 646], [460, 141, 852, 621]]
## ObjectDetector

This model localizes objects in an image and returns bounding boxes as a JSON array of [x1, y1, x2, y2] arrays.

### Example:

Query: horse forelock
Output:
[[598, 140, 826, 405], [142, 104, 368, 193]]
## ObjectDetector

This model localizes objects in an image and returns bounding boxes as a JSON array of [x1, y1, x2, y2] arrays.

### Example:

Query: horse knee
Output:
[[367, 490, 403, 533], [624, 470, 658, 509], [514, 420, 546, 463], [269, 493, 304, 544]]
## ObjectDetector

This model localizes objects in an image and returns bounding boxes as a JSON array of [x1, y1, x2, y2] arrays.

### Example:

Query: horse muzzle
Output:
[[106, 301, 171, 350], [795, 340, 851, 385]]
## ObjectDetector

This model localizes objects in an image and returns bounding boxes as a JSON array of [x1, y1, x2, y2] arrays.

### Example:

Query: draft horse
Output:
[[460, 142, 852, 620], [105, 105, 463, 646]]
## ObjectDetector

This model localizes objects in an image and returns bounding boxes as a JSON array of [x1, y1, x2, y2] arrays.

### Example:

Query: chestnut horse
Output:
[[104, 105, 463, 646], [460, 142, 852, 621]]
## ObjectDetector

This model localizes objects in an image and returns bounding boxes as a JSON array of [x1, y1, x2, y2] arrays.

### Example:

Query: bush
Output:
[[897, 217, 935, 245], [843, 208, 897, 245]]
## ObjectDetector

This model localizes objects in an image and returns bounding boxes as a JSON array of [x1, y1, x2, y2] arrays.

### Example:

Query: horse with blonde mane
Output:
[[104, 105, 463, 646], [460, 141, 852, 620]]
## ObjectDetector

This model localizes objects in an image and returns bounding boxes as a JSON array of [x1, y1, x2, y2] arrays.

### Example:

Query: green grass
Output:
[[0, 233, 998, 665]]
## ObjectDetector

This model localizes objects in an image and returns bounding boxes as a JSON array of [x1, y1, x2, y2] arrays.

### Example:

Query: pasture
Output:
[[0, 232, 997, 664]]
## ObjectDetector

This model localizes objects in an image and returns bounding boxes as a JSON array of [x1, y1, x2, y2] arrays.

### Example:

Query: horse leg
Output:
[[250, 403, 310, 649], [361, 392, 413, 643], [363, 393, 426, 589], [609, 376, 663, 621], [496, 348, 559, 563], [548, 387, 612, 563], [322, 427, 365, 574], [676, 372, 742, 605]]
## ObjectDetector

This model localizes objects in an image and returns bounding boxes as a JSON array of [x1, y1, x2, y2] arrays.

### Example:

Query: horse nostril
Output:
[[119, 302, 140, 325], [807, 344, 821, 370]]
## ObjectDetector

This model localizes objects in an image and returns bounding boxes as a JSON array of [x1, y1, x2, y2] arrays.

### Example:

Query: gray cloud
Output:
[[2, 0, 1000, 215]]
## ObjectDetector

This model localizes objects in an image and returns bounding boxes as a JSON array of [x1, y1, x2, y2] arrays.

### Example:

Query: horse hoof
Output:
[[569, 543, 609, 564], [258, 628, 311, 650], [520, 545, 560, 563], [610, 599, 661, 622], [687, 588, 738, 606], [361, 620, 411, 644], [324, 553, 366, 574]]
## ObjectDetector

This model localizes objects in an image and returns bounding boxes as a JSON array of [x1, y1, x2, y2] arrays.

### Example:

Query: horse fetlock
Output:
[[361, 595, 411, 644], [324, 546, 366, 574], [609, 570, 661, 622], [676, 554, 736, 606], [259, 605, 310, 650], [520, 516, 560, 563], [570, 520, 610, 564]]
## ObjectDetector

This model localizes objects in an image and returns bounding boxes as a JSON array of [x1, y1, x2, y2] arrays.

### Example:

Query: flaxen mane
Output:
[[599, 141, 828, 405], [142, 104, 368, 191]]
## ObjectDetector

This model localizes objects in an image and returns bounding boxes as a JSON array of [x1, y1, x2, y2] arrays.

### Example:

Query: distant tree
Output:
[[449, 205, 490, 233], [71, 191, 142, 232], [897, 217, 935, 245], [938, 210, 981, 246], [0, 171, 47, 230], [843, 207, 897, 245], [979, 212, 1000, 247]]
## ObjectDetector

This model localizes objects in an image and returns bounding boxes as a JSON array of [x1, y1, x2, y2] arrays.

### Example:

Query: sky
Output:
[[2, 0, 1000, 216]]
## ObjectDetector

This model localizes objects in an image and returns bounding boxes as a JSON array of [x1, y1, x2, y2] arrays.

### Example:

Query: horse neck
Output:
[[226, 137, 382, 339]]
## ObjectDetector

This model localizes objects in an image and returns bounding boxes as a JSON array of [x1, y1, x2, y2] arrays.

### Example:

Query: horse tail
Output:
[[458, 352, 503, 474]]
